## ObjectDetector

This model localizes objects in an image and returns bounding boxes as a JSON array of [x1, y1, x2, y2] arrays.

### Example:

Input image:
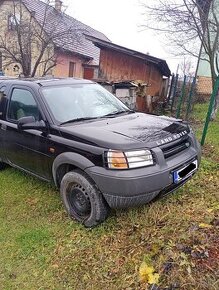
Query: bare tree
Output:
[[179, 57, 196, 78], [141, 0, 219, 118], [0, 0, 83, 77]]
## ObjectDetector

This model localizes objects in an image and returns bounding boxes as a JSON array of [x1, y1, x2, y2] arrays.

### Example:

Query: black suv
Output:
[[0, 78, 201, 227]]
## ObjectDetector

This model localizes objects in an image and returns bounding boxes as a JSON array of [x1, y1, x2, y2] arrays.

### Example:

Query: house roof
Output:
[[86, 35, 171, 77], [22, 0, 110, 65]]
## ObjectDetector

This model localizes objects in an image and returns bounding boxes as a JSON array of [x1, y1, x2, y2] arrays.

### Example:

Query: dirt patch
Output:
[[202, 144, 219, 163], [191, 230, 219, 273]]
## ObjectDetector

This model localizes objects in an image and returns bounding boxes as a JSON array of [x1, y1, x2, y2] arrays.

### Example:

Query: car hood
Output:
[[59, 113, 190, 150]]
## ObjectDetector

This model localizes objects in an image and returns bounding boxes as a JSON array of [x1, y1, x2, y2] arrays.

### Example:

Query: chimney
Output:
[[55, 0, 62, 12]]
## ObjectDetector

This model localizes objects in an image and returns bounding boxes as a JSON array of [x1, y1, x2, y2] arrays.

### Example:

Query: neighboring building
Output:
[[196, 0, 218, 96], [0, 0, 110, 78], [0, 0, 171, 107], [86, 35, 171, 97]]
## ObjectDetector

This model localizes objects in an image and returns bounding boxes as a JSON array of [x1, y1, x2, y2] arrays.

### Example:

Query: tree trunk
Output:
[[210, 60, 218, 120], [22, 65, 31, 77], [211, 93, 219, 120]]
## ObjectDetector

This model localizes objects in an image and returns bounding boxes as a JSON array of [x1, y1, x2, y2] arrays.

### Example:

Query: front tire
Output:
[[60, 170, 109, 227]]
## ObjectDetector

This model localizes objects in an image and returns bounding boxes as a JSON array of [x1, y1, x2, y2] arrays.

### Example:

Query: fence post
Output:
[[201, 76, 219, 146], [176, 75, 187, 118], [171, 73, 179, 112], [185, 77, 196, 120]]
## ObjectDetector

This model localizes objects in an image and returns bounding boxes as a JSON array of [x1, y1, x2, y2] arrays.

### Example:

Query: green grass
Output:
[[191, 103, 219, 161], [0, 103, 218, 290]]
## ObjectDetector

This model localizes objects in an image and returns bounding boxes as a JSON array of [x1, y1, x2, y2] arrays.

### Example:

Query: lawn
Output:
[[0, 103, 218, 290]]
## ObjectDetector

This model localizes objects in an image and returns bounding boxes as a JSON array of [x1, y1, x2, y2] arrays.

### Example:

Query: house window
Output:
[[8, 13, 20, 31], [69, 62, 75, 77]]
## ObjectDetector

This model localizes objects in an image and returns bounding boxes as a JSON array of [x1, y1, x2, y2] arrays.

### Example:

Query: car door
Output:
[[0, 85, 7, 162], [5, 86, 51, 180]]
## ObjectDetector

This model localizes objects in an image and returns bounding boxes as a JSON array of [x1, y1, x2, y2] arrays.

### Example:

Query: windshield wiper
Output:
[[60, 110, 135, 124], [102, 110, 135, 118], [60, 117, 98, 125]]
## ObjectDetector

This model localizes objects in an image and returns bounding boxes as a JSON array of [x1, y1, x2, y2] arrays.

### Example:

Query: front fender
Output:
[[52, 152, 95, 186]]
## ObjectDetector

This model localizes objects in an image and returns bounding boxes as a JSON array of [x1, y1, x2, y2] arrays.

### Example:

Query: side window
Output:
[[0, 86, 6, 120], [8, 88, 41, 121]]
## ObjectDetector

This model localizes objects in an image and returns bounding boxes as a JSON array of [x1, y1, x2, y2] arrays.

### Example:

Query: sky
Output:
[[64, 0, 183, 73]]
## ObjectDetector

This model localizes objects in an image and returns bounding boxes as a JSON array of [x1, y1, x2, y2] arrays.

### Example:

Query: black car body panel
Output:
[[0, 77, 201, 210], [59, 113, 190, 149]]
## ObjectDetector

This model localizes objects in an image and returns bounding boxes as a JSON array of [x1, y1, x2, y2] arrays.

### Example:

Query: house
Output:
[[85, 35, 171, 112], [0, 0, 110, 78], [0, 0, 171, 110], [86, 35, 171, 97], [196, 0, 218, 96]]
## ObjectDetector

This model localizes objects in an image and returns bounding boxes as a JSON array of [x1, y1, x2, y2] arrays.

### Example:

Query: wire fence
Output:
[[155, 73, 219, 146], [162, 73, 215, 121]]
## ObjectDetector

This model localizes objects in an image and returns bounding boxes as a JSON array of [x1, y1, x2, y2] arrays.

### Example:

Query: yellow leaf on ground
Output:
[[139, 262, 159, 284], [139, 262, 154, 278], [148, 273, 160, 284], [199, 223, 213, 229], [207, 208, 214, 213], [207, 204, 219, 213]]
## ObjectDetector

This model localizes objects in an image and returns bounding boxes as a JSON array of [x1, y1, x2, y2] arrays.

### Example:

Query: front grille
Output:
[[160, 136, 190, 159]]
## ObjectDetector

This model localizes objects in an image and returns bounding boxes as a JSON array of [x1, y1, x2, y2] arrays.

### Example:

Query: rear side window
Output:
[[7, 88, 41, 121]]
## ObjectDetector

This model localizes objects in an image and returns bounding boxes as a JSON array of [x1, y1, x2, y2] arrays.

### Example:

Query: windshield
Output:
[[41, 83, 131, 124]]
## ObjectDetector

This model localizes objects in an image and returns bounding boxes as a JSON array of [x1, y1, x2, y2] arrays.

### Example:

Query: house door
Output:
[[84, 68, 94, 80]]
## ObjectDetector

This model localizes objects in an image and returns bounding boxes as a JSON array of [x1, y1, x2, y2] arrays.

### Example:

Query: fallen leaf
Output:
[[207, 204, 219, 213], [199, 223, 213, 229], [139, 262, 154, 278], [139, 262, 160, 284], [148, 273, 160, 284], [162, 258, 174, 274], [187, 265, 192, 274]]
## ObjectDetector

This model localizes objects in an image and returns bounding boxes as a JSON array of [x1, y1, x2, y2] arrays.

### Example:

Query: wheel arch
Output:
[[52, 152, 95, 187]]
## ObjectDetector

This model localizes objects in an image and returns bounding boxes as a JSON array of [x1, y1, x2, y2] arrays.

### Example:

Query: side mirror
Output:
[[17, 116, 47, 131]]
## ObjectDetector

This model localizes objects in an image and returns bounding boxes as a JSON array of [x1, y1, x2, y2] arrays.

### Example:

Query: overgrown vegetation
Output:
[[141, 0, 219, 118], [0, 103, 218, 290]]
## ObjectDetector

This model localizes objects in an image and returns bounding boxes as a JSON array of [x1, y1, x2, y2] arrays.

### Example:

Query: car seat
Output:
[[16, 108, 25, 120]]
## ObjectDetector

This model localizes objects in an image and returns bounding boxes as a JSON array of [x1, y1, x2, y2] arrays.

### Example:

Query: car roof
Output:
[[0, 77, 95, 87]]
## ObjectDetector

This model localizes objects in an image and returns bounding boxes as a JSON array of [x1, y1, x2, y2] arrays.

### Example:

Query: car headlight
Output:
[[107, 149, 154, 169]]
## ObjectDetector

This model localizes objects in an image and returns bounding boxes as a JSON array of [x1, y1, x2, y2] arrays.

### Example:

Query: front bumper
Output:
[[85, 135, 201, 209]]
